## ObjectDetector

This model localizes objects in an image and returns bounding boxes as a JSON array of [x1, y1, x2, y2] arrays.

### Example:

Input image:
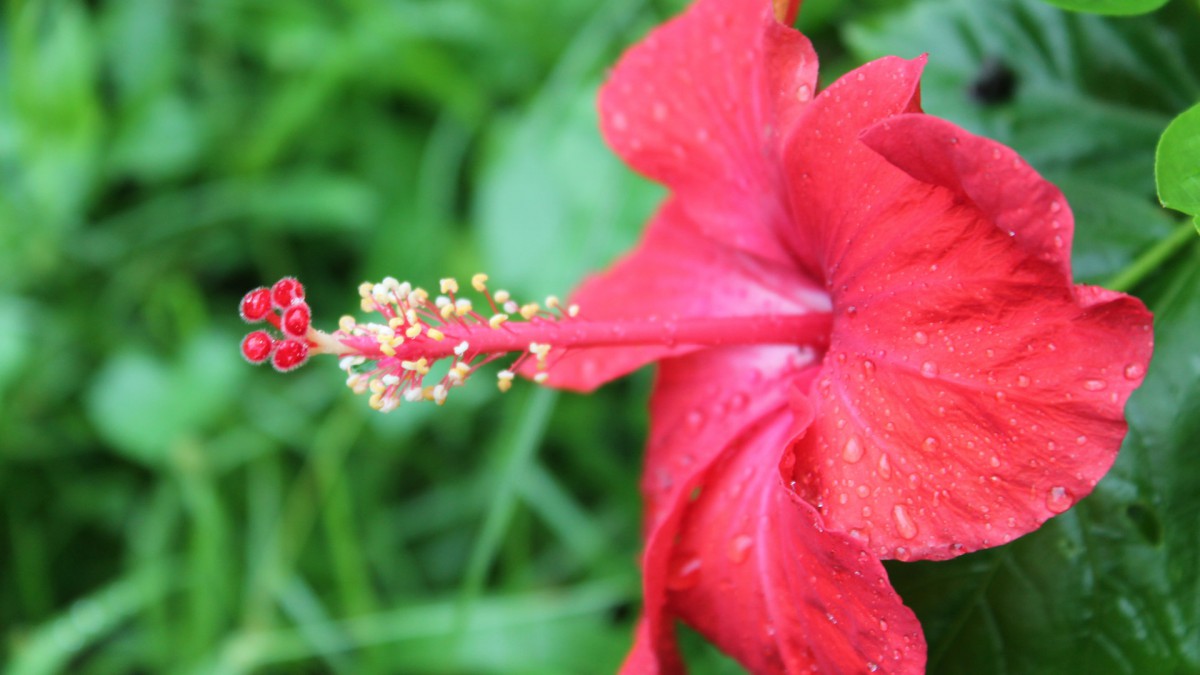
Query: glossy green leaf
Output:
[[1039, 0, 1168, 15], [1156, 102, 1200, 225]]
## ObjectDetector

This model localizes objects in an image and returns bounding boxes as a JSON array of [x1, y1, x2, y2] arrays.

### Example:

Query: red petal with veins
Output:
[[627, 346, 924, 673], [784, 115, 1154, 560], [544, 200, 829, 391], [598, 0, 818, 265]]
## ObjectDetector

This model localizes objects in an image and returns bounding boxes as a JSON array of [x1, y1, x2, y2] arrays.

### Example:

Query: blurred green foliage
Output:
[[0, 0, 1197, 673]]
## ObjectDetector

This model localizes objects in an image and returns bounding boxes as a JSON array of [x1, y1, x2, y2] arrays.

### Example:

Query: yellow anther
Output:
[[358, 281, 373, 298], [453, 361, 472, 377], [422, 386, 436, 401], [408, 289, 429, 306], [368, 392, 384, 410], [545, 295, 560, 309], [433, 384, 448, 405], [471, 273, 489, 292], [339, 315, 357, 332], [497, 378, 513, 393], [401, 360, 417, 371], [534, 372, 549, 384], [405, 309, 419, 325], [519, 303, 540, 320], [568, 304, 580, 317], [440, 278, 459, 294], [360, 298, 376, 312], [494, 290, 511, 304], [489, 314, 508, 329], [415, 358, 430, 376], [454, 299, 473, 317], [427, 328, 445, 341], [440, 304, 456, 320], [406, 324, 423, 339], [388, 317, 406, 330], [369, 379, 387, 395], [380, 342, 397, 357]]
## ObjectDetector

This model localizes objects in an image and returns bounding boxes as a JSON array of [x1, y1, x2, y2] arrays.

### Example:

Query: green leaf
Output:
[[1038, 0, 1168, 15], [1156, 102, 1200, 218], [86, 333, 243, 465]]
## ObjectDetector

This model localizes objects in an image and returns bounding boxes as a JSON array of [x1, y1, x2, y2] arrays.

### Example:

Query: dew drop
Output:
[[856, 485, 870, 498], [1076, 434, 1088, 445], [1124, 363, 1144, 380], [797, 83, 812, 101], [686, 409, 705, 430], [913, 331, 928, 345], [989, 455, 1000, 468], [1045, 486, 1074, 514], [877, 454, 892, 479], [920, 361, 939, 378], [729, 392, 749, 411], [922, 436, 939, 453], [892, 505, 918, 539], [1084, 379, 1108, 391], [667, 558, 702, 590], [1017, 374, 1031, 388], [727, 535, 754, 564], [863, 359, 876, 375], [842, 435, 865, 463]]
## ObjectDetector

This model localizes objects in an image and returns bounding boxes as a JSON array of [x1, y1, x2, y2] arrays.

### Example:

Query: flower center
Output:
[[240, 275, 832, 412]]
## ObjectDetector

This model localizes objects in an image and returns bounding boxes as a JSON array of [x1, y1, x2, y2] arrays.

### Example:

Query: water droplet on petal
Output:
[[842, 435, 864, 463], [856, 485, 870, 498], [727, 535, 753, 564], [877, 454, 892, 479], [797, 84, 812, 101], [1076, 435, 1088, 446], [1017, 374, 1031, 388], [913, 331, 928, 345], [920, 361, 939, 378], [667, 558, 702, 590], [1084, 379, 1108, 391], [893, 505, 918, 539], [686, 409, 705, 430], [1046, 486, 1074, 514], [1124, 363, 1145, 380], [922, 436, 939, 453]]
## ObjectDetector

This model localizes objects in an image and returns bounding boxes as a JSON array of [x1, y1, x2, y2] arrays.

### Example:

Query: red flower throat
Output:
[[240, 274, 834, 410]]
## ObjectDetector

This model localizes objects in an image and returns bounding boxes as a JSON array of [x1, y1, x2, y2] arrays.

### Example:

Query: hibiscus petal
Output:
[[541, 200, 828, 392], [630, 345, 816, 671], [628, 346, 925, 673], [784, 120, 1154, 560], [780, 55, 926, 278], [662, 372, 924, 673], [860, 114, 1075, 279], [598, 0, 818, 264]]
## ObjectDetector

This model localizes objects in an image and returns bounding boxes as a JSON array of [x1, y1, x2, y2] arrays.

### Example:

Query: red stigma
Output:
[[272, 277, 305, 309], [240, 288, 273, 322], [282, 303, 312, 338], [241, 330, 274, 364], [272, 339, 310, 371]]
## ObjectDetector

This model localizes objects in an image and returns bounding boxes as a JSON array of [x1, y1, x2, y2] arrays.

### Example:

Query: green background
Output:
[[1, 0, 1197, 672]]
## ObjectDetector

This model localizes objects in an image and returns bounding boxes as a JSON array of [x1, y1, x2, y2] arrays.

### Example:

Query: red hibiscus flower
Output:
[[537, 0, 1153, 671], [238, 0, 1153, 671]]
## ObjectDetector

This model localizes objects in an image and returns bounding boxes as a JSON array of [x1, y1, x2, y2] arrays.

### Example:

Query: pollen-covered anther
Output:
[[440, 278, 459, 294], [497, 370, 515, 393], [534, 372, 549, 384], [405, 324, 423, 339], [545, 295, 561, 310], [433, 384, 449, 405], [519, 303, 540, 320], [568, 304, 580, 318], [530, 342, 552, 369], [455, 299, 473, 317], [494, 290, 511, 304], [427, 328, 445, 341], [339, 315, 357, 332], [471, 273, 489, 292], [454, 341, 470, 356], [489, 314, 508, 329]]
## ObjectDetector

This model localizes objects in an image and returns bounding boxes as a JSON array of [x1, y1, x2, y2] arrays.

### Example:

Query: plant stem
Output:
[[1105, 222, 1197, 292]]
